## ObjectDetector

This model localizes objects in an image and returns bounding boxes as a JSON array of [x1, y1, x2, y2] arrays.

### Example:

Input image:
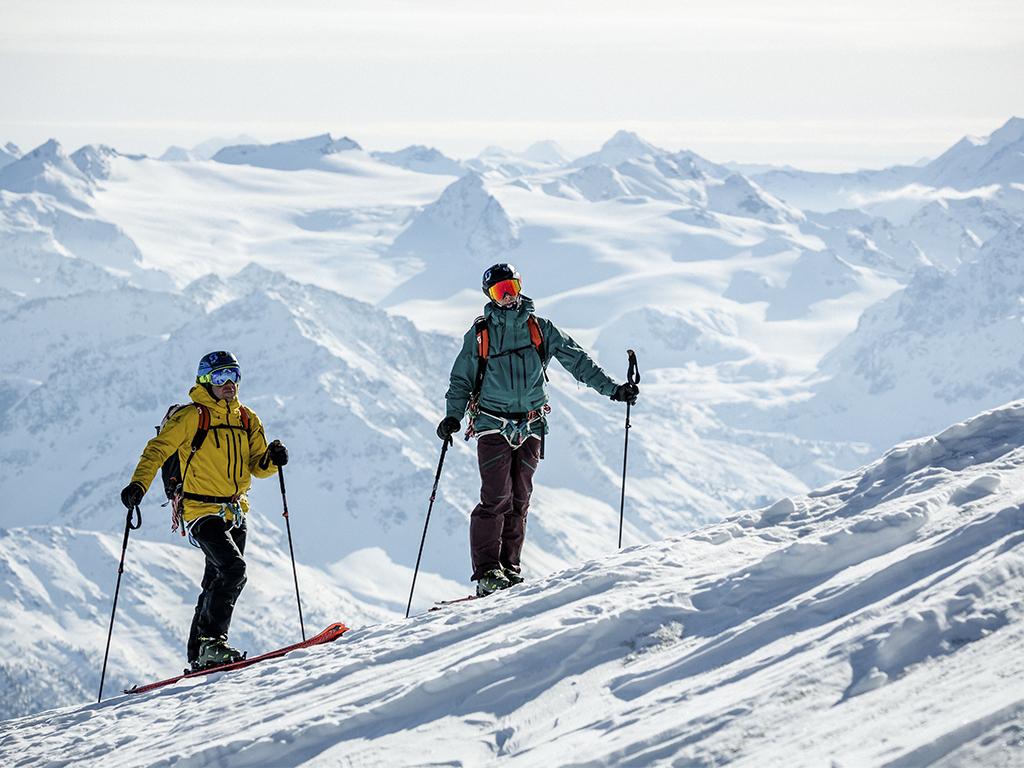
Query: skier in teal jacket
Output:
[[438, 263, 639, 596]]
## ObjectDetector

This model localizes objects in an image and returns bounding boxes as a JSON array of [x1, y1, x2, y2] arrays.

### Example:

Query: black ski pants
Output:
[[470, 433, 541, 581], [187, 515, 247, 663]]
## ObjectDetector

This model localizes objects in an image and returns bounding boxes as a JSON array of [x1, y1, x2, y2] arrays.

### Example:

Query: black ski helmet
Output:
[[482, 263, 521, 296], [197, 350, 240, 382]]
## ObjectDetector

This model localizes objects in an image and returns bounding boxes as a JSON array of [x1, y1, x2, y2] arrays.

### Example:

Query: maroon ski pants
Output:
[[470, 433, 541, 581]]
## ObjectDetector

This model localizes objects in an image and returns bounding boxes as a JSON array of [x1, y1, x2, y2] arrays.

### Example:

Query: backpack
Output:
[[471, 314, 545, 399], [157, 402, 251, 536]]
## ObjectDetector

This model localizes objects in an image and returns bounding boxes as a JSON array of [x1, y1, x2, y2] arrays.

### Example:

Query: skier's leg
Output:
[[190, 515, 248, 642], [500, 436, 541, 574], [188, 552, 220, 667], [470, 434, 514, 580], [187, 553, 217, 663]]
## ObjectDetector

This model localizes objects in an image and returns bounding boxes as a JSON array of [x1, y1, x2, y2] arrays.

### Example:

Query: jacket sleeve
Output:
[[246, 409, 280, 479], [542, 319, 619, 397], [444, 327, 481, 420], [129, 406, 198, 494]]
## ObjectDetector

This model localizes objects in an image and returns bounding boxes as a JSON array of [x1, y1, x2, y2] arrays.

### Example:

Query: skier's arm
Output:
[[444, 328, 480, 420], [129, 407, 198, 494], [247, 410, 280, 478], [542, 320, 619, 396]]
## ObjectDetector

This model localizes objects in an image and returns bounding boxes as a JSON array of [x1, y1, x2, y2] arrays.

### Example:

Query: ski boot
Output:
[[476, 568, 511, 597], [503, 567, 525, 586], [192, 636, 245, 671]]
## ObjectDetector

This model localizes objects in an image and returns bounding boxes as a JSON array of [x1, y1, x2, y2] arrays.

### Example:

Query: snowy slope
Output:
[[5, 399, 1024, 766], [0, 518, 396, 720], [86, 149, 453, 300]]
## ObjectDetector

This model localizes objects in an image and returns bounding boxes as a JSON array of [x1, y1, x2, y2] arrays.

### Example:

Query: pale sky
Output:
[[1, 0, 1022, 171]]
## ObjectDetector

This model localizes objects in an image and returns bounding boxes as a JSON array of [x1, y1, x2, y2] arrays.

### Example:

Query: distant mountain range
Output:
[[1, 116, 1022, 719]]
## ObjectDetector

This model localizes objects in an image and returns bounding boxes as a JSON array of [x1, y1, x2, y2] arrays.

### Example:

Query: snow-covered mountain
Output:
[[0, 139, 95, 205], [770, 223, 1024, 451], [0, 142, 20, 169], [466, 140, 575, 177], [916, 116, 1024, 189], [371, 145, 465, 176], [2, 116, 1024, 723], [212, 134, 364, 172], [6, 400, 1024, 766]]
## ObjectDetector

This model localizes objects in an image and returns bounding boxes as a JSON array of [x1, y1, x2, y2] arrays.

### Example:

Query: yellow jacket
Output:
[[130, 384, 279, 523]]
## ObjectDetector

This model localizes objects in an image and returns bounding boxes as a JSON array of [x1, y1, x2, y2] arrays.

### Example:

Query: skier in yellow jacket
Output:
[[120, 351, 288, 670]]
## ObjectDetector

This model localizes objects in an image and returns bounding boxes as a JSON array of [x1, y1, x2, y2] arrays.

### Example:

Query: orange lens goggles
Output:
[[486, 278, 521, 302]]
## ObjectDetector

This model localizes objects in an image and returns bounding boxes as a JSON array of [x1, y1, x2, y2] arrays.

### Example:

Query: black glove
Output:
[[437, 416, 461, 441], [267, 441, 289, 467], [611, 383, 640, 406], [120, 482, 144, 510]]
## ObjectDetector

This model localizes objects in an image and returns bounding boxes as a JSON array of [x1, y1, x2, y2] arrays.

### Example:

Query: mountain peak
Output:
[[984, 116, 1024, 150], [570, 130, 666, 169], [519, 140, 571, 165], [70, 144, 121, 181], [916, 117, 1024, 188], [604, 129, 661, 154], [0, 139, 93, 206]]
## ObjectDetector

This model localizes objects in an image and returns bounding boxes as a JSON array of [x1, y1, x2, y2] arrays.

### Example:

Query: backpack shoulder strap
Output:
[[473, 316, 489, 360], [527, 315, 543, 355], [238, 405, 251, 432], [470, 316, 489, 403], [190, 403, 210, 452]]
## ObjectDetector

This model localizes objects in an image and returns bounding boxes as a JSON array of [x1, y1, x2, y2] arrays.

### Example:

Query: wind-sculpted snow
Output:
[[5, 400, 1024, 765]]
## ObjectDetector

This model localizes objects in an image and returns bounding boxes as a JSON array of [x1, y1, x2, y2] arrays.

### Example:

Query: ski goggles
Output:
[[199, 366, 242, 386], [486, 278, 521, 303]]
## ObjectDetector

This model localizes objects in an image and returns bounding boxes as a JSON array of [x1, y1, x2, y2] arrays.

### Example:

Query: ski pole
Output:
[[277, 458, 306, 642], [618, 349, 640, 549], [405, 435, 451, 618], [98, 503, 142, 703]]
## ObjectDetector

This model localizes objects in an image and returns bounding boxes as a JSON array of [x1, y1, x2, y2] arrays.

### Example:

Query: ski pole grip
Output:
[[626, 349, 640, 386]]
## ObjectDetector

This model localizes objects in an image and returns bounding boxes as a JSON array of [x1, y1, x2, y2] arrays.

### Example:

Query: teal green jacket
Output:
[[445, 297, 619, 436]]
